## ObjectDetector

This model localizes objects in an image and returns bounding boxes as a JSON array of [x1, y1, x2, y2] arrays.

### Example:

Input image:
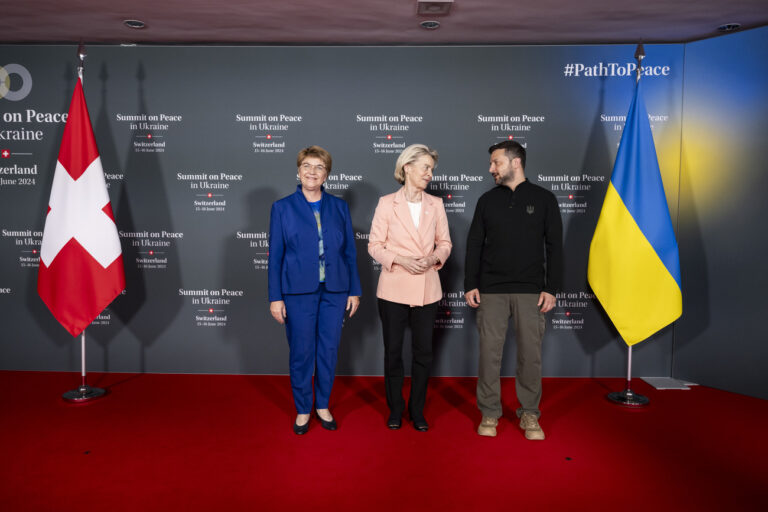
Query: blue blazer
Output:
[[268, 185, 362, 302]]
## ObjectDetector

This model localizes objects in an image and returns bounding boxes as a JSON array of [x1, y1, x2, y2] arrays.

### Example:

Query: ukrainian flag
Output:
[[588, 79, 682, 345]]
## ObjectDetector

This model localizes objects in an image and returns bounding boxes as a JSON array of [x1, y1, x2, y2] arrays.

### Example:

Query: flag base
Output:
[[607, 388, 649, 407], [62, 385, 106, 403]]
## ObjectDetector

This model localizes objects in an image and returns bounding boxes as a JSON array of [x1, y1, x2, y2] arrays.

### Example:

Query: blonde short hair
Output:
[[297, 145, 332, 174], [394, 144, 438, 184]]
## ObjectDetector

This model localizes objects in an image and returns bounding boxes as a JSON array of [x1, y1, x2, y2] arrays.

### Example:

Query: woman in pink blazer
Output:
[[368, 144, 452, 431]]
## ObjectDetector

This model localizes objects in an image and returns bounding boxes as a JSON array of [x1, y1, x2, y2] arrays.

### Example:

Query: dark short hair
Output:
[[297, 145, 332, 174], [488, 140, 526, 169]]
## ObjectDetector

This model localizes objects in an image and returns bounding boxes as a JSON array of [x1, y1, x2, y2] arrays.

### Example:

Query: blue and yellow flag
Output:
[[588, 79, 682, 345]]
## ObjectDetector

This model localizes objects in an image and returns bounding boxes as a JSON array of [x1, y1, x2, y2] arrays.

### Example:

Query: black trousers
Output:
[[377, 298, 439, 420]]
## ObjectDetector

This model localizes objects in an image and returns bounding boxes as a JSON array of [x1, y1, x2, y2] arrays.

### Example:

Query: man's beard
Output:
[[494, 172, 511, 185]]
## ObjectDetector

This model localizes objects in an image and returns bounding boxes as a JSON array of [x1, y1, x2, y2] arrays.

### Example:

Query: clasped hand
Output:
[[394, 255, 436, 275]]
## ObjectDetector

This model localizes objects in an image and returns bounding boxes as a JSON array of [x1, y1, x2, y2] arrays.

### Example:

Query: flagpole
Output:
[[81, 330, 85, 387], [607, 344, 649, 407], [61, 44, 106, 403], [607, 43, 650, 407], [62, 328, 106, 402]]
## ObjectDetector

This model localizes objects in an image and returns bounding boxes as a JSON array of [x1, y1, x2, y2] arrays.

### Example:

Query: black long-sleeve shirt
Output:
[[464, 180, 563, 295]]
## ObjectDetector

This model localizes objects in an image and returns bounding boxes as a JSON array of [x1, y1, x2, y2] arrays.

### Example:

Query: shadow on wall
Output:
[[111, 63, 183, 371], [221, 186, 285, 374], [431, 209, 474, 377], [671, 149, 710, 354], [81, 62, 131, 369], [569, 75, 628, 376], [336, 181, 383, 375]]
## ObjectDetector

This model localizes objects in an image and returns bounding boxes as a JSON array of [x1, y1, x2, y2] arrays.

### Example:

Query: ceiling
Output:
[[1, 0, 766, 46]]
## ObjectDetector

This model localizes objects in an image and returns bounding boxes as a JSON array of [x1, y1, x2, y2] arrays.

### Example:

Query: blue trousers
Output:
[[283, 284, 348, 414]]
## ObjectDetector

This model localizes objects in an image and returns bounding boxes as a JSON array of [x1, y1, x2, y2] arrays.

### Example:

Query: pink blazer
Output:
[[368, 188, 452, 306]]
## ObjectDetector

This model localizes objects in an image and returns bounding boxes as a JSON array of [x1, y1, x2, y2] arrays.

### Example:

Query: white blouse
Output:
[[407, 200, 421, 229]]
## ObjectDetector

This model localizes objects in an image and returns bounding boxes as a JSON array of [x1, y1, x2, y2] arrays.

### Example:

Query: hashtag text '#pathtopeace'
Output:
[[563, 62, 670, 78]]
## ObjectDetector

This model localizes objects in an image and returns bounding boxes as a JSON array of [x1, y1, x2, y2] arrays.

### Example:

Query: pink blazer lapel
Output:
[[417, 194, 437, 241], [393, 188, 422, 248]]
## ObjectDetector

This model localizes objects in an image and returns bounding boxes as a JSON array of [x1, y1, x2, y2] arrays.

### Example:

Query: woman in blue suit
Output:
[[268, 145, 362, 434]]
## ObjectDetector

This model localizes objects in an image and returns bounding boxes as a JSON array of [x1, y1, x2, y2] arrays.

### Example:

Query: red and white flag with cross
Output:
[[37, 77, 125, 336]]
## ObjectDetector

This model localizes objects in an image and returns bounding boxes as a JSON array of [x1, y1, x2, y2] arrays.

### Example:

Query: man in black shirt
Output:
[[464, 140, 563, 440]]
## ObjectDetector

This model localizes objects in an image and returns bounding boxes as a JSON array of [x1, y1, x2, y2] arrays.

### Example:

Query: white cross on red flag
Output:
[[37, 77, 125, 336]]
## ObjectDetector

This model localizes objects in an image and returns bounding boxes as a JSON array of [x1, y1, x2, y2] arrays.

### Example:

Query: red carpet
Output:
[[1, 372, 766, 511]]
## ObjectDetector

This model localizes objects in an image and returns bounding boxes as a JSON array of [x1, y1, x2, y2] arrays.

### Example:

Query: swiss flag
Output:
[[37, 78, 125, 336]]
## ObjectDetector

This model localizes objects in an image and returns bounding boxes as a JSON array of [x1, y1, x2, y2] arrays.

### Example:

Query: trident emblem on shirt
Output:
[[526, 205, 534, 215]]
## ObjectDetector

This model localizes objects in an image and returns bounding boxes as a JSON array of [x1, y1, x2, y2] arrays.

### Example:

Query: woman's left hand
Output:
[[346, 296, 360, 317], [416, 255, 439, 268]]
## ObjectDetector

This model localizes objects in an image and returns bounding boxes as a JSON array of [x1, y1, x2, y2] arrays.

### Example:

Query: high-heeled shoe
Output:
[[316, 411, 337, 431], [293, 417, 310, 435]]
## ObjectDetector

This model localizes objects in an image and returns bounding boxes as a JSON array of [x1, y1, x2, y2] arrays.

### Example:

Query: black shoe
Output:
[[387, 414, 402, 430], [411, 417, 429, 432], [316, 411, 337, 431], [293, 418, 310, 435]]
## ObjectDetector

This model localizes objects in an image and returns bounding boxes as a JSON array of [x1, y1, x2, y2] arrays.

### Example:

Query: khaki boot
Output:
[[477, 416, 498, 437], [519, 412, 545, 440]]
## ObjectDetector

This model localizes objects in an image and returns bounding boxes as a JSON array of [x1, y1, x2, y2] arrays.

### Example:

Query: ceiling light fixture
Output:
[[717, 23, 741, 33], [420, 20, 441, 30], [123, 19, 146, 30], [417, 1, 453, 16]]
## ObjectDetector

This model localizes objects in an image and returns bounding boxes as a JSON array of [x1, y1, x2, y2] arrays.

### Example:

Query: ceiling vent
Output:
[[717, 23, 741, 33]]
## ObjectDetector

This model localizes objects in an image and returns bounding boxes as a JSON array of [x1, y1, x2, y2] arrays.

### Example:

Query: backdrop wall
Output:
[[675, 27, 768, 399], [0, 36, 760, 398]]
